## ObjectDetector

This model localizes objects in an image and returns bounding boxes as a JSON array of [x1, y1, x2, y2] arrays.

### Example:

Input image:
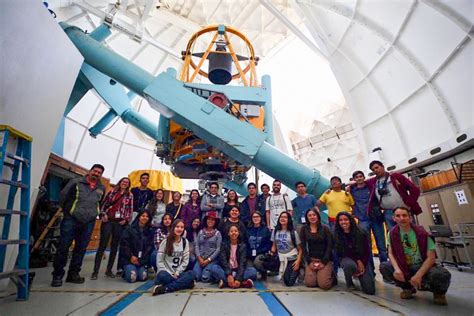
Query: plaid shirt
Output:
[[154, 227, 168, 249], [101, 190, 134, 222]]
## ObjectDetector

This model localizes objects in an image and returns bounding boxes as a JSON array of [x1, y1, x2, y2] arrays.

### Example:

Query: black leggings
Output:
[[93, 221, 125, 273]]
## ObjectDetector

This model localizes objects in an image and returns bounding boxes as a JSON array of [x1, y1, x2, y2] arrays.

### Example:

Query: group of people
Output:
[[50, 160, 452, 305]]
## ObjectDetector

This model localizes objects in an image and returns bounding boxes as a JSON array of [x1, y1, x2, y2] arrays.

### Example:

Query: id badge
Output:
[[252, 249, 257, 256], [301, 216, 306, 224], [138, 251, 142, 258], [115, 210, 121, 219]]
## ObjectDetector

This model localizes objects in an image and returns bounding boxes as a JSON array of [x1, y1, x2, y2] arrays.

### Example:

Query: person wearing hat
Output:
[[193, 211, 222, 282]]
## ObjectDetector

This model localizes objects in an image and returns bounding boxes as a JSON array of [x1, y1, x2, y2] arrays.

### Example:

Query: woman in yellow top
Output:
[[317, 176, 354, 231]]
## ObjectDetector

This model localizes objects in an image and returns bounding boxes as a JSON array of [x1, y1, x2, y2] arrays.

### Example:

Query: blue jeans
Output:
[[155, 270, 196, 292], [340, 257, 375, 295], [383, 209, 396, 230], [193, 261, 218, 282], [52, 216, 95, 278], [328, 222, 339, 275], [124, 264, 148, 283], [150, 249, 158, 272], [209, 264, 257, 285], [358, 219, 388, 263]]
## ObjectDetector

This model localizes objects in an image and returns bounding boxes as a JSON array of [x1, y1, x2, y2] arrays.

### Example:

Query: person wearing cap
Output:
[[193, 211, 222, 282], [317, 176, 354, 231]]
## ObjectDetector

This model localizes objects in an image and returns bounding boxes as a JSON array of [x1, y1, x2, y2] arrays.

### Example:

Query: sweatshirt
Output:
[[195, 229, 222, 261], [157, 238, 189, 276], [246, 226, 272, 258], [300, 224, 333, 264]]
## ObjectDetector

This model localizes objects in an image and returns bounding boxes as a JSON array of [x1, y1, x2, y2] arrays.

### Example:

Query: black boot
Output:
[[51, 276, 63, 287], [66, 273, 85, 284]]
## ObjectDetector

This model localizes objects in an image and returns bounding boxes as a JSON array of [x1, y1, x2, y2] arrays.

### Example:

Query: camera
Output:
[[378, 187, 388, 196]]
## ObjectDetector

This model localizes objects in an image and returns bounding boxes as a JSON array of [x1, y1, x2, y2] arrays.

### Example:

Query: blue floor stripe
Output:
[[100, 280, 154, 316], [255, 281, 290, 316]]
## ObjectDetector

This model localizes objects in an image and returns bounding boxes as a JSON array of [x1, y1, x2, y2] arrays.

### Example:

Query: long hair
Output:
[[274, 211, 294, 232], [114, 177, 131, 194], [187, 189, 200, 205], [334, 211, 367, 258], [226, 190, 238, 204], [304, 207, 322, 228], [159, 213, 173, 234], [165, 219, 185, 256], [226, 222, 241, 243], [145, 189, 165, 213]]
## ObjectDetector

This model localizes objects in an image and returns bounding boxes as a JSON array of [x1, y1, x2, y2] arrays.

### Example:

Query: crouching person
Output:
[[210, 224, 257, 289], [334, 212, 375, 294], [119, 211, 154, 283], [152, 219, 196, 295], [380, 207, 451, 305]]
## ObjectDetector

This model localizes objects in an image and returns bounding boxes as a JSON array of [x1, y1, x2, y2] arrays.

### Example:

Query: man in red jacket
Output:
[[380, 207, 451, 305], [367, 160, 422, 230]]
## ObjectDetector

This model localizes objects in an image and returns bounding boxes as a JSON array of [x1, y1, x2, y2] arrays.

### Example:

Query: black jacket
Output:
[[219, 241, 247, 281], [60, 176, 105, 223], [119, 222, 154, 268], [300, 224, 333, 264]]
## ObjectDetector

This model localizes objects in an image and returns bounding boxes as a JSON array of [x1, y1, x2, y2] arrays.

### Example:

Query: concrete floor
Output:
[[1, 254, 473, 316]]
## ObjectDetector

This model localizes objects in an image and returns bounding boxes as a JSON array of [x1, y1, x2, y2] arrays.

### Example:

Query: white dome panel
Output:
[[63, 119, 87, 162], [368, 48, 425, 109], [108, 34, 143, 60], [75, 135, 122, 179], [363, 116, 406, 163], [433, 40, 473, 131], [67, 91, 101, 126], [114, 143, 154, 179], [393, 87, 453, 156], [307, 6, 351, 55], [349, 80, 387, 127], [339, 22, 391, 75], [331, 50, 365, 90], [398, 2, 466, 76], [438, 0, 474, 25], [357, 0, 413, 38], [101, 115, 128, 141]]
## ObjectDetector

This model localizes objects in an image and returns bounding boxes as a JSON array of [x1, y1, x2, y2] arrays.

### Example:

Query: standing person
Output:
[[152, 220, 196, 295], [334, 212, 375, 294], [119, 211, 154, 283], [150, 213, 173, 272], [201, 182, 225, 219], [210, 224, 257, 289], [380, 207, 451, 305], [291, 181, 317, 229], [193, 212, 222, 282], [131, 173, 154, 216], [300, 208, 334, 290], [270, 212, 303, 287], [246, 212, 272, 279], [265, 180, 293, 230], [92, 177, 133, 280], [181, 189, 201, 230], [222, 190, 240, 219], [51, 164, 106, 287], [145, 189, 166, 228], [368, 160, 422, 230], [349, 170, 388, 265], [317, 176, 354, 231], [240, 182, 267, 226], [219, 206, 248, 243], [260, 183, 271, 202], [166, 191, 184, 220]]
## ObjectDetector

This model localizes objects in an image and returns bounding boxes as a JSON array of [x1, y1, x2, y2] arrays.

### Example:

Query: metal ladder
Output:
[[0, 125, 32, 300]]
